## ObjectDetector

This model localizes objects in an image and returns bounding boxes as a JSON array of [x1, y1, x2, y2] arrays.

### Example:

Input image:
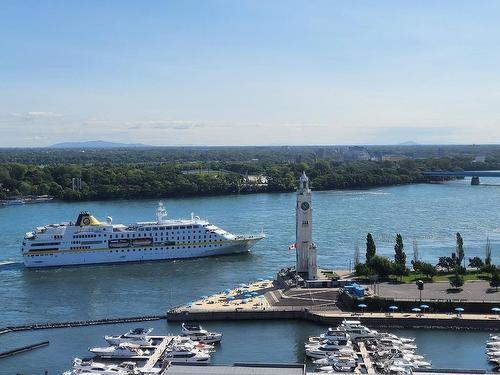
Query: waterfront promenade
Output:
[[166, 279, 500, 330]]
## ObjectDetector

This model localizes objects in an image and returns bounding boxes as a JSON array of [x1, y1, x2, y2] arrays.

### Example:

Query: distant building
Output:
[[473, 155, 486, 163], [244, 174, 268, 186], [381, 154, 409, 162], [343, 146, 371, 161]]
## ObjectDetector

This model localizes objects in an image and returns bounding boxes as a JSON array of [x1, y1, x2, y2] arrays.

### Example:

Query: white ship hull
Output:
[[23, 238, 261, 268]]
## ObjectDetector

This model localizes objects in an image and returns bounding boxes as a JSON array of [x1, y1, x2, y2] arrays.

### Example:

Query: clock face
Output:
[[301, 201, 310, 211]]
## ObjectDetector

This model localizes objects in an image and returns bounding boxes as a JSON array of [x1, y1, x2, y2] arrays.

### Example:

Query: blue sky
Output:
[[1, 1, 500, 146]]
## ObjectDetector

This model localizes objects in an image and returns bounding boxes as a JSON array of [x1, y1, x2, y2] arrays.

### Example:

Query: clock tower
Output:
[[295, 172, 317, 280]]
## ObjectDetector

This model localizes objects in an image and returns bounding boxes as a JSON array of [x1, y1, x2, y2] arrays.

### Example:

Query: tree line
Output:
[[0, 158, 425, 201], [354, 232, 500, 290]]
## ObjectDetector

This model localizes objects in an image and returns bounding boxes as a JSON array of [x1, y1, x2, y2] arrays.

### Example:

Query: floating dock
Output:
[[143, 336, 174, 371], [0, 341, 49, 359]]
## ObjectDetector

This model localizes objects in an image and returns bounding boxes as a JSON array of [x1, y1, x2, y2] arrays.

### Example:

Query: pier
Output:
[[0, 341, 49, 359], [143, 336, 174, 371], [358, 342, 376, 375], [0, 314, 166, 335]]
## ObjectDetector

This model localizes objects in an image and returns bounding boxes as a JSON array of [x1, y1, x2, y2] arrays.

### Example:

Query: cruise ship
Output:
[[21, 202, 264, 268]]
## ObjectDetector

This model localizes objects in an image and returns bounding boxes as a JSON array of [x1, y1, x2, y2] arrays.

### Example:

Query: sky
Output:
[[1, 0, 500, 147]]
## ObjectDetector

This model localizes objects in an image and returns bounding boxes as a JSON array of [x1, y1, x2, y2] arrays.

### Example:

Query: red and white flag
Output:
[[288, 243, 297, 251]]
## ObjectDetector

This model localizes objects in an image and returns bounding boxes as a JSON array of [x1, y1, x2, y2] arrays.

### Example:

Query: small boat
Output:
[[306, 340, 354, 359], [170, 336, 215, 352], [131, 238, 153, 246], [63, 358, 140, 375], [181, 323, 222, 344], [313, 352, 358, 366], [164, 345, 211, 363], [105, 328, 153, 346], [108, 239, 131, 248], [2, 198, 25, 206], [89, 343, 149, 358]]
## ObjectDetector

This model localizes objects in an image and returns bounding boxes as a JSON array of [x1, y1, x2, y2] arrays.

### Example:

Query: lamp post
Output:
[[416, 280, 424, 302]]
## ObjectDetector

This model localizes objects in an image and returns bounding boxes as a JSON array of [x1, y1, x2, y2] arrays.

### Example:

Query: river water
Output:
[[0, 179, 499, 374]]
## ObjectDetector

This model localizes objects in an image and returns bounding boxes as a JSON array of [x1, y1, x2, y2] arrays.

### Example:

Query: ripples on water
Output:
[[0, 180, 499, 373]]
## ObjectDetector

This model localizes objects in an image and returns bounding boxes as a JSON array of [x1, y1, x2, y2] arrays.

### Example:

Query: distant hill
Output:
[[49, 140, 150, 149], [398, 141, 420, 146]]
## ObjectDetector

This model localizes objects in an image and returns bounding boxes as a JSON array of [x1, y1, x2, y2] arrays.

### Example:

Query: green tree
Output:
[[468, 257, 484, 272], [412, 260, 423, 273], [449, 272, 464, 289], [368, 255, 393, 279], [490, 270, 500, 291], [456, 232, 464, 267], [366, 233, 376, 263], [394, 234, 407, 267], [420, 262, 437, 280], [354, 263, 370, 277], [485, 237, 492, 266], [437, 256, 455, 272]]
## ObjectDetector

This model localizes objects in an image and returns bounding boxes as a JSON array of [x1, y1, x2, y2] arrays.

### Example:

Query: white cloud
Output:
[[23, 112, 64, 120]]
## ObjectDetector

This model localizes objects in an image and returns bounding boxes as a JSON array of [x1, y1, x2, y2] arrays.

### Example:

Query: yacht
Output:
[[21, 202, 264, 267], [318, 358, 357, 373], [105, 328, 153, 346], [170, 336, 215, 352], [181, 323, 222, 344], [164, 345, 211, 363], [378, 332, 415, 344], [313, 352, 358, 366], [338, 320, 378, 340], [89, 343, 149, 358], [309, 328, 351, 344], [63, 358, 140, 375], [378, 338, 417, 350], [305, 340, 354, 359]]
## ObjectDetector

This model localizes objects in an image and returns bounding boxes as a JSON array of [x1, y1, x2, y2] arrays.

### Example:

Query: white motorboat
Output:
[[317, 357, 357, 369], [338, 320, 378, 340], [89, 343, 149, 358], [170, 336, 215, 352], [319, 361, 357, 373], [487, 341, 500, 348], [378, 338, 417, 350], [309, 328, 351, 344], [378, 332, 415, 344], [487, 350, 500, 357], [181, 323, 222, 344], [164, 345, 211, 363], [63, 358, 140, 375], [105, 328, 153, 346], [306, 340, 355, 359], [313, 351, 358, 365]]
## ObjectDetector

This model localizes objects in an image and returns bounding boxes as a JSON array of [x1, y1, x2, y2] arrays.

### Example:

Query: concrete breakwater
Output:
[[166, 308, 500, 330], [0, 314, 166, 335]]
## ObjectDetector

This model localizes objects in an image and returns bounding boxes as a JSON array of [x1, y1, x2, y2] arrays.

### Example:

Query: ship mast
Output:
[[156, 201, 167, 222]]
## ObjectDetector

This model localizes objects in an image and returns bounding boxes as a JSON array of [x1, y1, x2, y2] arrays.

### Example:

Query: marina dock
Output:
[[358, 342, 376, 375], [143, 336, 174, 371]]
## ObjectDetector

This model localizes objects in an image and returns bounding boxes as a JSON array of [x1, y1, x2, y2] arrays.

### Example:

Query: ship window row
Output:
[[107, 244, 224, 253], [71, 246, 91, 250], [31, 242, 61, 247], [109, 233, 218, 240], [73, 234, 103, 239]]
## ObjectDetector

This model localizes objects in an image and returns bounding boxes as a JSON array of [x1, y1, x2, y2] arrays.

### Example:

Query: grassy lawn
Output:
[[400, 271, 491, 283], [321, 270, 339, 279]]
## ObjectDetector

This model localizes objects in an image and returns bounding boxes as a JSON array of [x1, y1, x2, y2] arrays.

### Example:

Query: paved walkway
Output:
[[373, 280, 500, 302]]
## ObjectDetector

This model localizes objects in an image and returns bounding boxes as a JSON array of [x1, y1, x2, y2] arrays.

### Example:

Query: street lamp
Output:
[[416, 280, 424, 302]]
